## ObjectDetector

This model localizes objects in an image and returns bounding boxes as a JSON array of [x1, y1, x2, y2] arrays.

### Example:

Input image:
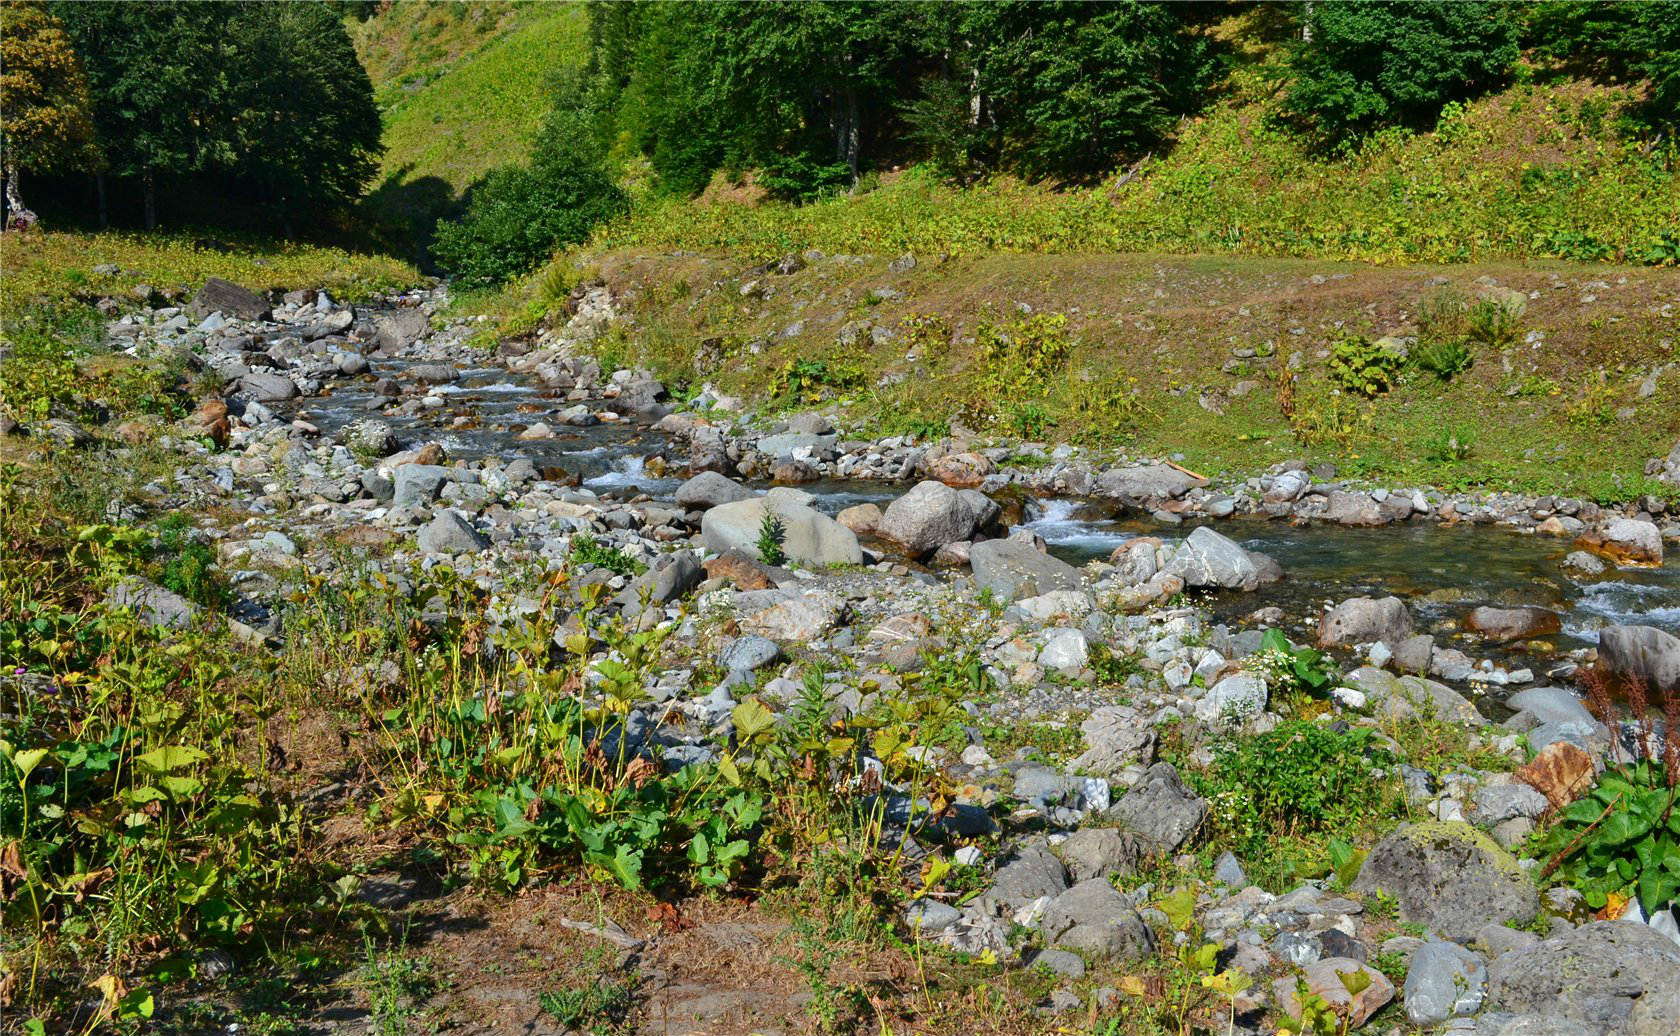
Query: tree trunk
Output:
[[4, 155, 39, 231], [842, 85, 860, 189], [96, 173, 108, 230], [1302, 1, 1314, 42], [143, 169, 157, 231]]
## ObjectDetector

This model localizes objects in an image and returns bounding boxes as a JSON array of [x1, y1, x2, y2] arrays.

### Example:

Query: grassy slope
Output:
[[350, 1, 587, 247], [579, 248, 1679, 503]]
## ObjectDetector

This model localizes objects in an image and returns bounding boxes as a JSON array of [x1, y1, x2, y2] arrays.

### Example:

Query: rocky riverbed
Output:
[[18, 274, 1680, 1034]]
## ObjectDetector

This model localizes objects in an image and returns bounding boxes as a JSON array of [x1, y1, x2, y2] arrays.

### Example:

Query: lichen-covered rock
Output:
[[1318, 596, 1414, 647], [1040, 879, 1155, 960], [1352, 822, 1538, 941], [1487, 921, 1680, 1035], [1112, 763, 1206, 850]]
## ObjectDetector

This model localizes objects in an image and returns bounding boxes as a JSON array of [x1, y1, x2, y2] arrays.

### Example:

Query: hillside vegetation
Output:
[[350, 1, 587, 250]]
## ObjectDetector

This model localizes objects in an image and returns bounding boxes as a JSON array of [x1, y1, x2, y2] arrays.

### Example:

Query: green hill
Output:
[[348, 0, 587, 254]]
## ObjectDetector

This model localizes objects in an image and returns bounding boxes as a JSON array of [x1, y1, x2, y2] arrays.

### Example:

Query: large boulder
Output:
[[877, 480, 981, 558], [988, 844, 1069, 910], [107, 577, 198, 629], [1352, 822, 1538, 942], [1112, 763, 1206, 851], [1345, 667, 1486, 726], [1094, 464, 1203, 504], [189, 277, 270, 322], [1575, 519, 1664, 567], [1164, 526, 1263, 591], [736, 589, 847, 641], [675, 471, 755, 511], [969, 533, 1083, 603], [238, 371, 298, 403], [925, 451, 995, 488], [372, 307, 430, 352], [701, 496, 862, 566], [1504, 686, 1606, 752], [392, 464, 450, 509], [417, 511, 487, 554], [1598, 625, 1680, 695], [1324, 490, 1389, 527], [1487, 921, 1680, 1035], [1040, 879, 1155, 960], [1404, 940, 1487, 1026], [1466, 606, 1562, 642], [1070, 705, 1157, 777], [1318, 596, 1414, 648]]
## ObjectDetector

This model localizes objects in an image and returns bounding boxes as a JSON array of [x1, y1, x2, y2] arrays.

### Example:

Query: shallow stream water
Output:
[[296, 355, 1680, 666]]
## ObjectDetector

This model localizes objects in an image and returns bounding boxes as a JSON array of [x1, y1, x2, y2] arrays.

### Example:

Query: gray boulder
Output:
[[969, 534, 1083, 603], [989, 844, 1069, 910], [1352, 822, 1538, 941], [1070, 705, 1157, 777], [239, 371, 297, 402], [1193, 672, 1268, 726], [107, 577, 198, 629], [189, 277, 270, 321], [625, 551, 702, 605], [1405, 940, 1487, 1025], [877, 480, 981, 558], [1041, 879, 1156, 960], [392, 464, 450, 509], [675, 471, 755, 510], [1112, 763, 1206, 850], [1094, 464, 1202, 504], [1599, 625, 1680, 695], [1325, 490, 1389, 526], [1058, 828, 1149, 882], [1504, 686, 1606, 751], [1319, 595, 1414, 648], [417, 511, 487, 554], [1165, 526, 1262, 590], [1345, 667, 1486, 726], [408, 363, 457, 384], [343, 418, 397, 457], [373, 308, 430, 352], [755, 432, 836, 459], [719, 635, 781, 673], [701, 497, 862, 566], [1487, 921, 1680, 1035]]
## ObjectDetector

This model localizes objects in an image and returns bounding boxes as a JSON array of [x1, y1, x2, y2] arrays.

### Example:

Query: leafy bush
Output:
[[1537, 757, 1680, 916], [1328, 335, 1404, 397], [1195, 721, 1397, 886], [567, 533, 645, 577], [1284, 0, 1520, 143], [1424, 424, 1476, 463], [1467, 297, 1523, 348], [1413, 338, 1474, 382], [756, 509, 787, 567]]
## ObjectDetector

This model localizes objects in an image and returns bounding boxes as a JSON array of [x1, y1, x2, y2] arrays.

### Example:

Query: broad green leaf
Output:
[[1157, 887, 1197, 932], [135, 745, 208, 773], [158, 775, 204, 799], [732, 698, 777, 743], [688, 831, 710, 865], [10, 748, 48, 780]]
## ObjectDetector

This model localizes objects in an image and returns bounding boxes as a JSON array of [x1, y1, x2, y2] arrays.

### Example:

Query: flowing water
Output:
[[297, 355, 1680, 662]]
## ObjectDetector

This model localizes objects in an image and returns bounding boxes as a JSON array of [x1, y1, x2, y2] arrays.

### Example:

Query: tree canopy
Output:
[[0, 1, 100, 227]]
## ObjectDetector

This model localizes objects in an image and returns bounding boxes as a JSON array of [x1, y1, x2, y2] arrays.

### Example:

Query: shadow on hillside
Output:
[[359, 166, 460, 270]]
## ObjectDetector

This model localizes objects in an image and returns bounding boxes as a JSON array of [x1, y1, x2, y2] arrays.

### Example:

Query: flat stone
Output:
[[969, 533, 1083, 603], [1041, 879, 1155, 960], [1273, 958, 1394, 1028], [1487, 921, 1680, 1034]]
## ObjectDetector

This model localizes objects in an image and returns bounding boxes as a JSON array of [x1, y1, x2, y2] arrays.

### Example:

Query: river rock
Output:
[[189, 277, 269, 321], [1095, 464, 1202, 504], [373, 307, 430, 351], [989, 844, 1069, 909], [836, 503, 881, 536], [1319, 596, 1414, 648], [1352, 822, 1538, 941], [1038, 628, 1089, 673], [1660, 441, 1680, 486], [926, 451, 995, 488], [1192, 672, 1268, 726], [392, 464, 450, 508], [625, 551, 702, 605], [719, 635, 781, 673], [675, 471, 755, 510], [1467, 606, 1562, 642], [701, 497, 862, 566], [1057, 828, 1149, 882], [703, 549, 783, 591], [969, 533, 1083, 603], [1070, 705, 1157, 776], [1575, 518, 1664, 567], [408, 363, 458, 384], [1164, 526, 1262, 591], [1109, 539, 1159, 586], [239, 371, 298, 402], [1598, 624, 1680, 695], [343, 418, 398, 457], [1514, 740, 1595, 809], [1274, 959, 1395, 1029], [108, 577, 198, 629], [1486, 921, 1680, 1035], [1504, 686, 1606, 752], [755, 432, 836, 459], [1347, 668, 1486, 725], [1040, 880, 1155, 960], [877, 481, 981, 558], [1325, 490, 1389, 526], [417, 511, 487, 554], [736, 590, 847, 641], [1111, 763, 1206, 850]]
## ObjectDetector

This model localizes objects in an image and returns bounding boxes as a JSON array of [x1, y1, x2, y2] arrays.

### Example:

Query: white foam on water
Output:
[[1564, 580, 1680, 641], [585, 454, 679, 492], [1021, 498, 1131, 556], [464, 381, 533, 394]]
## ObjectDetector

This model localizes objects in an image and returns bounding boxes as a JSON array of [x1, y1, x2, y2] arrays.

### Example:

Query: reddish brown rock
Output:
[[926, 451, 995, 488], [1465, 606, 1562, 642], [1515, 741, 1595, 810], [703, 549, 779, 591]]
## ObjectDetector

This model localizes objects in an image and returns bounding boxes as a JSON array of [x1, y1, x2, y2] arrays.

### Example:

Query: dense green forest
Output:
[[4, 0, 1676, 273]]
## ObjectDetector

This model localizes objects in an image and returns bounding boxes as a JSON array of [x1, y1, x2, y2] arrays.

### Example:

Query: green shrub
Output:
[[1424, 424, 1476, 463], [756, 509, 787, 567], [1284, 0, 1520, 143], [1413, 338, 1474, 382], [567, 534, 645, 577], [1467, 297, 1523, 348], [1328, 335, 1404, 396]]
